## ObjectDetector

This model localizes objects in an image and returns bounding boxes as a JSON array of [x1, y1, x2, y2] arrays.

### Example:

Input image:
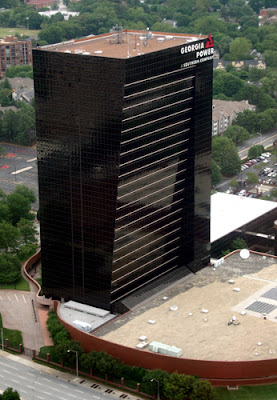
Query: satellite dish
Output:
[[240, 249, 250, 259]]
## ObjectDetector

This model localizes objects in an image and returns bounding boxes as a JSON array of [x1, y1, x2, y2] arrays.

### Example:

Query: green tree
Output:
[[14, 185, 36, 204], [230, 237, 248, 251], [270, 188, 277, 198], [163, 372, 196, 400], [228, 37, 252, 60], [0, 221, 19, 251], [1, 110, 18, 142], [223, 125, 250, 145], [264, 50, 277, 68], [6, 192, 33, 225], [0, 253, 21, 284], [229, 180, 238, 188], [260, 195, 273, 201], [0, 387, 20, 400], [190, 379, 214, 400], [56, 340, 84, 365], [17, 218, 37, 245], [212, 137, 241, 177], [246, 172, 259, 184], [211, 160, 221, 186], [236, 109, 259, 134], [248, 144, 264, 159], [142, 369, 170, 397]]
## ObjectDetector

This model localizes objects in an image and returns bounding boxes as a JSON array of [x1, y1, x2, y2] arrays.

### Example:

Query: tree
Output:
[[246, 172, 258, 184], [0, 253, 21, 284], [236, 110, 259, 134], [142, 369, 170, 397], [17, 218, 37, 245], [190, 379, 214, 400], [0, 387, 20, 400], [248, 144, 264, 159], [0, 221, 19, 251], [163, 372, 196, 400], [56, 340, 84, 365], [211, 160, 221, 187], [14, 185, 36, 204], [6, 192, 33, 225], [230, 237, 248, 251], [212, 137, 241, 177], [223, 125, 250, 145], [228, 37, 252, 60], [229, 180, 238, 188], [270, 188, 277, 198]]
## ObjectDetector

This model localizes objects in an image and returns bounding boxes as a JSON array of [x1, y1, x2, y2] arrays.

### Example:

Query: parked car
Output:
[[238, 189, 246, 196]]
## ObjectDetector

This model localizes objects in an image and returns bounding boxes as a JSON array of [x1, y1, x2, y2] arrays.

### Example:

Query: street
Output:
[[0, 356, 117, 400], [216, 130, 277, 193]]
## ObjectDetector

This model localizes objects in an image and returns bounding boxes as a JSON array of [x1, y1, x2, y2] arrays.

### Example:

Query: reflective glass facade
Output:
[[33, 33, 213, 311]]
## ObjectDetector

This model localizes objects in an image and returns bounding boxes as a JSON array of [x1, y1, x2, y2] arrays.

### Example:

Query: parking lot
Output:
[[0, 144, 39, 209], [226, 152, 277, 198]]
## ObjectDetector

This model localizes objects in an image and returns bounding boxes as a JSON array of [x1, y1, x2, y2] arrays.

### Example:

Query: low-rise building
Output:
[[214, 59, 266, 71], [0, 36, 32, 78], [212, 99, 255, 136], [24, 0, 56, 9]]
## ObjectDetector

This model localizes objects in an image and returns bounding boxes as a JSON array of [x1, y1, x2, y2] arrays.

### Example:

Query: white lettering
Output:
[[180, 42, 207, 55]]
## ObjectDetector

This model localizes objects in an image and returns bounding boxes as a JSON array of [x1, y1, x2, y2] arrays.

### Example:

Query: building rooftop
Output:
[[211, 193, 277, 243], [94, 251, 277, 361], [40, 30, 207, 59], [212, 99, 255, 121]]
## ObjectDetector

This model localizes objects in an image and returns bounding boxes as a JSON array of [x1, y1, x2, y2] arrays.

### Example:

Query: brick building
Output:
[[0, 36, 32, 78]]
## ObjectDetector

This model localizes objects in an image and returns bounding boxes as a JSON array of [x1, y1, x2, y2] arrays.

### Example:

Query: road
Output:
[[237, 130, 277, 160], [216, 130, 277, 192], [0, 356, 115, 400]]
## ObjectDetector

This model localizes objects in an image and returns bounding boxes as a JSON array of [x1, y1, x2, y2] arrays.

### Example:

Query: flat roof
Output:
[[211, 192, 277, 243], [40, 30, 206, 59]]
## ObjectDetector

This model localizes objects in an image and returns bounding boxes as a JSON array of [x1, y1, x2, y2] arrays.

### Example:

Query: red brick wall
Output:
[[55, 301, 277, 385]]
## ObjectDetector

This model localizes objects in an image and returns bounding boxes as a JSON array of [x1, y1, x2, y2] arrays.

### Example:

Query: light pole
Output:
[[67, 349, 78, 377], [259, 118, 265, 147], [151, 378, 160, 400]]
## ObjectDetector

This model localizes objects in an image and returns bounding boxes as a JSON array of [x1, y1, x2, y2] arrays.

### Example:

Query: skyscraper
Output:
[[33, 29, 213, 311]]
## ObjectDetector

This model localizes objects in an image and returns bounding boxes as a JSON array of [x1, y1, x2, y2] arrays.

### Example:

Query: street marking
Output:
[[20, 390, 27, 394], [60, 385, 68, 388], [239, 133, 277, 155], [6, 295, 10, 301], [0, 296, 2, 300], [37, 396, 44, 400], [67, 393, 77, 398], [0, 362, 18, 371], [41, 391, 51, 395], [22, 295, 27, 304], [11, 379, 19, 383], [41, 377, 51, 382], [27, 158, 37, 162], [75, 389, 83, 393], [14, 294, 19, 302], [11, 166, 33, 175]]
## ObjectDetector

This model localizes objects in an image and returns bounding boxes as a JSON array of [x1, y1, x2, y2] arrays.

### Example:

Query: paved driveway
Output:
[[0, 289, 45, 351]]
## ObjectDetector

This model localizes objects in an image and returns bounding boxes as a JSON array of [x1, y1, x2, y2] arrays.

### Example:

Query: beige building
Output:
[[0, 36, 32, 78], [212, 99, 256, 136]]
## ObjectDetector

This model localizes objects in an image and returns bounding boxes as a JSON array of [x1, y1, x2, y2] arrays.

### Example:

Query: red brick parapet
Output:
[[22, 249, 54, 307]]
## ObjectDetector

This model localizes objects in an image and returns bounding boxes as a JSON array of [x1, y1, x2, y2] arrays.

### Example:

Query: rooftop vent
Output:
[[94, 50, 103, 54]]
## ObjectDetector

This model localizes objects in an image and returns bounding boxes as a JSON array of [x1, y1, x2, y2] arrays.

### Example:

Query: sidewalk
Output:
[[0, 350, 142, 400]]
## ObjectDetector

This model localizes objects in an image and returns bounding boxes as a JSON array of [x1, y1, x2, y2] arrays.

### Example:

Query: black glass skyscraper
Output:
[[33, 30, 213, 311]]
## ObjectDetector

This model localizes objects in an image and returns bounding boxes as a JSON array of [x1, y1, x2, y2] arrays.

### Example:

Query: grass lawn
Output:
[[0, 27, 40, 38], [214, 385, 277, 399], [0, 275, 29, 291], [0, 313, 23, 349]]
